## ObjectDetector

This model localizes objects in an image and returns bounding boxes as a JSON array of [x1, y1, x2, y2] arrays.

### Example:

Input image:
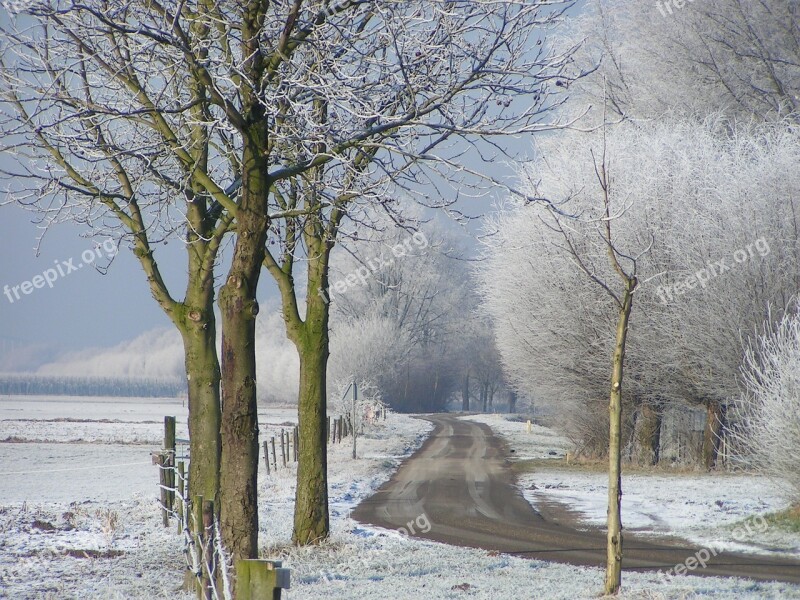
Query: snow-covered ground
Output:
[[1, 400, 799, 599], [458, 412, 572, 460], [461, 413, 800, 557]]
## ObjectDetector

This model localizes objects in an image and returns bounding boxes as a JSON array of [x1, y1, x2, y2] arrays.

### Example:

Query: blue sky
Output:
[[0, 202, 179, 368]]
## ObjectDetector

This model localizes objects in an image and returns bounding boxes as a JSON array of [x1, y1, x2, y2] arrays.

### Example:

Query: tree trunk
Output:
[[631, 400, 662, 467], [218, 140, 269, 562], [180, 318, 221, 506], [290, 239, 331, 545], [293, 334, 330, 544], [605, 283, 634, 596], [481, 383, 488, 413], [219, 278, 261, 562], [461, 369, 470, 412], [508, 391, 517, 414], [703, 400, 726, 471]]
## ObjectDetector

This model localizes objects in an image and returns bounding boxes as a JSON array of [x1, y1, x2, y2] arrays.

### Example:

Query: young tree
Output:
[[526, 132, 644, 595]]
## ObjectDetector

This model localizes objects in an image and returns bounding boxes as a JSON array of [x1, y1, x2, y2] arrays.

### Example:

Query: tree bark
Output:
[[605, 283, 634, 596], [703, 400, 726, 471], [180, 317, 221, 506], [218, 135, 269, 561], [219, 274, 261, 562], [508, 391, 517, 413], [631, 400, 662, 467], [291, 239, 331, 545], [293, 331, 330, 544]]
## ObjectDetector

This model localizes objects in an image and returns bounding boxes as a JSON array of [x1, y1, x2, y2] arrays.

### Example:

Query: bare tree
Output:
[[541, 137, 644, 596], [254, 0, 580, 543], [479, 119, 656, 593], [0, 1, 239, 540], [0, 0, 582, 563]]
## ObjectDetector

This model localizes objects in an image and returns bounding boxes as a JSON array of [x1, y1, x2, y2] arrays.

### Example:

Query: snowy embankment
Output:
[[460, 413, 800, 558], [1, 399, 799, 599]]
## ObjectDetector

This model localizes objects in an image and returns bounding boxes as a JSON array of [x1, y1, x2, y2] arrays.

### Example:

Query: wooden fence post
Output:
[[280, 429, 287, 467], [157, 452, 169, 527], [263, 440, 270, 475], [193, 495, 206, 600], [293, 427, 298, 462], [177, 461, 185, 534], [271, 437, 278, 471], [164, 416, 176, 513], [235, 559, 290, 600]]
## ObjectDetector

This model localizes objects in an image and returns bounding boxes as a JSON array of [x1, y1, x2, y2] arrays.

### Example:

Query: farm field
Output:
[[1, 398, 799, 599]]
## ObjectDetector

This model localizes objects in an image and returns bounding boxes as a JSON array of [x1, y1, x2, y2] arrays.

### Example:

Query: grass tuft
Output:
[[762, 505, 800, 533]]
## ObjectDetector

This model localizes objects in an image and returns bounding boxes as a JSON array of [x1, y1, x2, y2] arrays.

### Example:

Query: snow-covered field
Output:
[[1, 400, 799, 599]]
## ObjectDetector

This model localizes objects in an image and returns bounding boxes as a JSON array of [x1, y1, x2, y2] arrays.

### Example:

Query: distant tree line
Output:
[[0, 373, 186, 398]]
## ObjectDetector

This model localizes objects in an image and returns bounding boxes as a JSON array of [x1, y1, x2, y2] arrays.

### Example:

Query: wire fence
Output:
[[155, 415, 343, 599], [153, 409, 388, 597], [154, 418, 229, 600]]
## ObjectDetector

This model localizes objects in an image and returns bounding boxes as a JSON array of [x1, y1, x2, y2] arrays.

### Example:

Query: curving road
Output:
[[353, 415, 800, 583]]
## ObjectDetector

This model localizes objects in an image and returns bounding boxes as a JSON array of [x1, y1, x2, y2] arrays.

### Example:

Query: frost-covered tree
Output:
[[2, 0, 582, 555], [481, 118, 649, 594], [250, 0, 580, 544], [735, 307, 800, 503], [0, 2, 242, 549], [564, 0, 800, 121], [328, 216, 472, 413], [480, 117, 800, 470]]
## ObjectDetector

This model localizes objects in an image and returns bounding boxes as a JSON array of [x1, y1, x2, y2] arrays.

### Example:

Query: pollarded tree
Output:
[[482, 116, 800, 471], [645, 120, 800, 468]]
